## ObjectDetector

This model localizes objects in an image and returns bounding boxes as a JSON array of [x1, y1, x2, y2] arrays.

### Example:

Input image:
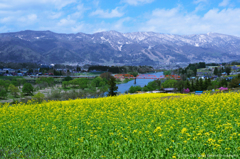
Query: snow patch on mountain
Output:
[[118, 45, 122, 51]]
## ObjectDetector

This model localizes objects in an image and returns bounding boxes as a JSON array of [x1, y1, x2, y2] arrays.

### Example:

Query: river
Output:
[[116, 72, 164, 94]]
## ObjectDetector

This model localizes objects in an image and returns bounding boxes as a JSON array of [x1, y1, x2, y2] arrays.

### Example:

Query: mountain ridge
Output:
[[0, 30, 240, 65]]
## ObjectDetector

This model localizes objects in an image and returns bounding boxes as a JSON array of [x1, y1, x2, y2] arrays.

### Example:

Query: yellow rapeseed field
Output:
[[0, 93, 239, 158]]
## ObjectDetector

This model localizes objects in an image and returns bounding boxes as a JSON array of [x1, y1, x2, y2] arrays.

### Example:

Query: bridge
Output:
[[114, 74, 181, 80]]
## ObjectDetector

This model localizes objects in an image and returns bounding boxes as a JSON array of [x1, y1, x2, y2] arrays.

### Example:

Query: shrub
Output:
[[69, 78, 89, 89], [33, 92, 45, 103], [62, 81, 69, 88], [22, 83, 34, 96], [142, 85, 149, 92], [63, 76, 73, 82], [8, 84, 19, 97], [0, 87, 7, 99], [0, 79, 10, 92], [129, 85, 142, 93], [37, 82, 48, 89], [36, 77, 54, 87], [49, 90, 62, 100], [183, 88, 190, 93], [162, 79, 178, 88], [228, 78, 240, 88]]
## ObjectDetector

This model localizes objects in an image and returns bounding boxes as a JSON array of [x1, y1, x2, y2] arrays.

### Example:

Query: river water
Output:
[[116, 72, 164, 94]]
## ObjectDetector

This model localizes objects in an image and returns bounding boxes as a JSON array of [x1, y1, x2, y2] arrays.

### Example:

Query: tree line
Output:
[[88, 65, 154, 74], [127, 74, 240, 93]]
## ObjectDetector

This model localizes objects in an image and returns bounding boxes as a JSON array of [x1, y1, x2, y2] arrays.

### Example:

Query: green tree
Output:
[[214, 67, 218, 76], [211, 80, 220, 89], [186, 69, 194, 78], [76, 66, 81, 72], [8, 84, 19, 97], [0, 86, 7, 99], [225, 67, 231, 75], [142, 85, 149, 92], [91, 76, 106, 87], [78, 79, 89, 89], [63, 76, 73, 82], [186, 80, 191, 90], [90, 76, 109, 97], [155, 79, 161, 90], [193, 67, 197, 76], [33, 92, 45, 103], [228, 78, 240, 88], [219, 79, 228, 87], [191, 80, 195, 92], [129, 85, 142, 93], [107, 76, 118, 96], [11, 79, 19, 87], [18, 78, 26, 86], [98, 85, 109, 97], [0, 80, 6, 90], [0, 80, 11, 92], [22, 83, 34, 96], [69, 78, 88, 89], [100, 72, 112, 81], [145, 81, 157, 91], [163, 70, 171, 75], [207, 78, 211, 86], [175, 80, 185, 93], [199, 62, 206, 68], [203, 79, 209, 90], [195, 78, 200, 90], [130, 72, 138, 84], [36, 77, 54, 87], [62, 81, 69, 88], [162, 79, 178, 88], [181, 74, 187, 81], [199, 78, 203, 90]]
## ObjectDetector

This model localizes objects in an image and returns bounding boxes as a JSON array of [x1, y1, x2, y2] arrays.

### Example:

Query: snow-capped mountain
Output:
[[0, 30, 240, 65]]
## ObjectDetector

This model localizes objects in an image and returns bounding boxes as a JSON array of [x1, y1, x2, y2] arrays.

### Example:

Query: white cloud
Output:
[[57, 18, 76, 26], [193, 3, 205, 13], [71, 24, 85, 32], [70, 4, 89, 19], [193, 0, 208, 4], [0, 0, 88, 33], [90, 7, 124, 18], [0, 0, 76, 10], [48, 12, 63, 19], [18, 14, 37, 23], [28, 14, 37, 21], [0, 17, 13, 23], [92, 0, 99, 7], [113, 17, 131, 30], [219, 0, 230, 7], [122, 0, 154, 6], [139, 7, 240, 36]]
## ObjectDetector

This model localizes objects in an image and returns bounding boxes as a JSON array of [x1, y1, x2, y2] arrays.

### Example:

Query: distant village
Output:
[[0, 64, 84, 77], [194, 65, 240, 80]]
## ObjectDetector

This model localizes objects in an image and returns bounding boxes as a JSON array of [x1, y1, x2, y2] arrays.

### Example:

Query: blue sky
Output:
[[1, 0, 240, 36]]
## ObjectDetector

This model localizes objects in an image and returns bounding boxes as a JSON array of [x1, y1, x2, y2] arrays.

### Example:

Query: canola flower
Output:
[[0, 92, 240, 158]]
